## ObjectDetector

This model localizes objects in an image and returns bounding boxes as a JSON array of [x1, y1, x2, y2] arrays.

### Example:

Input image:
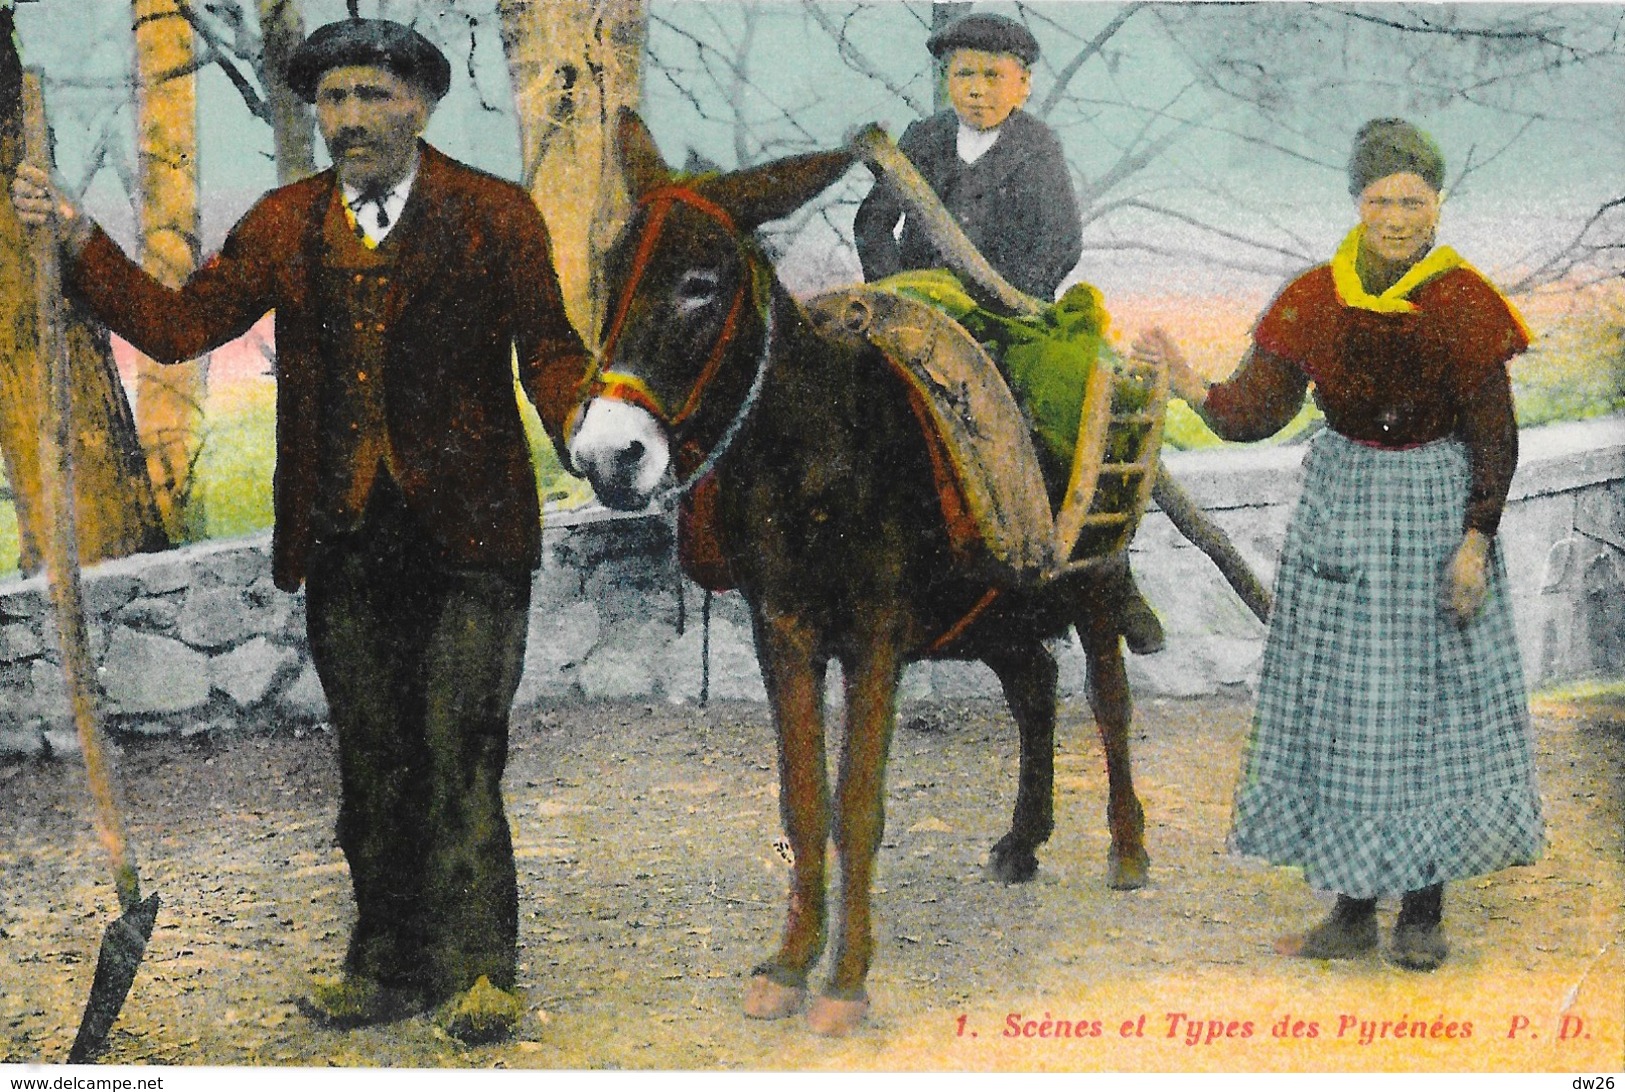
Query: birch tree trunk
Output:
[[258, 0, 316, 184], [0, 15, 169, 574], [497, 0, 649, 337], [132, 0, 207, 541]]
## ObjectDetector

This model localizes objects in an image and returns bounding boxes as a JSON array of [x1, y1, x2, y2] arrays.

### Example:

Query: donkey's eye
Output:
[[674, 269, 723, 313]]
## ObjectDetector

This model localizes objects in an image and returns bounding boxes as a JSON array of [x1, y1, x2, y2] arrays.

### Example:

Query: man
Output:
[[853, 13, 1162, 653], [853, 12, 1081, 301], [13, 18, 589, 1042]]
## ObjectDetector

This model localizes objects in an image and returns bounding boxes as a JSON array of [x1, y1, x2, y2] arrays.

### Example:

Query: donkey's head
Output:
[[567, 109, 856, 510]]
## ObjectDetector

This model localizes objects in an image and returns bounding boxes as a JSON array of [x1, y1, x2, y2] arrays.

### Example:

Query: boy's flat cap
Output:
[[926, 13, 1040, 66]]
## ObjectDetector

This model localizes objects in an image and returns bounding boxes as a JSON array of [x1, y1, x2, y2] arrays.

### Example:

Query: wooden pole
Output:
[[1151, 466, 1272, 624], [23, 71, 141, 911], [853, 126, 1274, 618], [853, 125, 1041, 317], [0, 13, 169, 573]]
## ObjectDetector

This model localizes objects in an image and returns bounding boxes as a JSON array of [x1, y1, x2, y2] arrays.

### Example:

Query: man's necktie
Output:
[[349, 189, 390, 240]]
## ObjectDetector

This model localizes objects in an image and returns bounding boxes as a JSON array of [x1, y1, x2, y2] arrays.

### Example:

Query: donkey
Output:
[[568, 111, 1151, 1037]]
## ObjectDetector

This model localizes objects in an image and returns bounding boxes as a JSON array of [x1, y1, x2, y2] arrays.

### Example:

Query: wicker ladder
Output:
[[1051, 353, 1170, 577], [854, 125, 1172, 585]]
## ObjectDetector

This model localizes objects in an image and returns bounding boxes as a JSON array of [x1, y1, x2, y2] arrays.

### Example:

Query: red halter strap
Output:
[[595, 185, 750, 429]]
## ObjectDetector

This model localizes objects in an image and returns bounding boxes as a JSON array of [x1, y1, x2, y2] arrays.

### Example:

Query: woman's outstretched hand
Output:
[[1445, 529, 1491, 627], [1132, 327, 1209, 406]]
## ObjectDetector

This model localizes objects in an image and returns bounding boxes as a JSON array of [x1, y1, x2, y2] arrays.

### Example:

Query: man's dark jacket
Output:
[[853, 109, 1083, 301], [66, 144, 590, 592]]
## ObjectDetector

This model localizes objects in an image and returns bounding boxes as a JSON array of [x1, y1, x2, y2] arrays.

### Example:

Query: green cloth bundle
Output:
[[875, 270, 1118, 465]]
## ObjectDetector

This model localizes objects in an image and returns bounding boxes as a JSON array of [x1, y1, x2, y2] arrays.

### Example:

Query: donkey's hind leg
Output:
[[983, 641, 1058, 884], [745, 611, 829, 1020], [1080, 612, 1149, 890]]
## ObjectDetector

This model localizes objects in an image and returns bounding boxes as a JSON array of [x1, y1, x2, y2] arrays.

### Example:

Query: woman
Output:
[[1134, 118, 1544, 971]]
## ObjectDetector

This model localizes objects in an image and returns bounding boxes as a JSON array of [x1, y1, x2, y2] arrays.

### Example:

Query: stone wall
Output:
[[1127, 415, 1625, 700], [1, 415, 1620, 756]]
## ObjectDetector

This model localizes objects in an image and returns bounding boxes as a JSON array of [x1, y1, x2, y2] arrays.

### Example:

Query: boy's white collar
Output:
[[956, 122, 1001, 164]]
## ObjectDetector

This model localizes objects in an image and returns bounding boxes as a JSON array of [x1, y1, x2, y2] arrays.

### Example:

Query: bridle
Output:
[[588, 184, 775, 505]]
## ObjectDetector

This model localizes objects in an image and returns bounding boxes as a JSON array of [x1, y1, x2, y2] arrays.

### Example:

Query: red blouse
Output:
[[1202, 264, 1527, 535]]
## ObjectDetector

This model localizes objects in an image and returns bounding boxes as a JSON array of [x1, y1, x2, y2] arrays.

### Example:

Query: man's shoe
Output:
[[434, 974, 524, 1044], [1390, 921, 1449, 971], [298, 974, 426, 1029]]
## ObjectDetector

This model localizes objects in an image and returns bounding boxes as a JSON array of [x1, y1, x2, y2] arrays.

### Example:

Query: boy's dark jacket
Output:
[[854, 108, 1083, 301]]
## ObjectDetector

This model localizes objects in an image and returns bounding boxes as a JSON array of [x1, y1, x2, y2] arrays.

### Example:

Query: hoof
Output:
[[807, 993, 869, 1037], [298, 973, 427, 1029], [1106, 847, 1150, 890], [744, 974, 807, 1020], [986, 839, 1039, 884], [434, 975, 524, 1045], [1122, 602, 1165, 656]]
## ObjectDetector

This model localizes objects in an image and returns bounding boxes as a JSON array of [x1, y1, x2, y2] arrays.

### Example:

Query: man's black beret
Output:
[[286, 18, 451, 104], [926, 13, 1040, 67]]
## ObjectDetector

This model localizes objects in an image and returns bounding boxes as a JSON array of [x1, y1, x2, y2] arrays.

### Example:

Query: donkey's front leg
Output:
[[744, 610, 830, 1020], [808, 637, 902, 1037], [1081, 612, 1149, 890]]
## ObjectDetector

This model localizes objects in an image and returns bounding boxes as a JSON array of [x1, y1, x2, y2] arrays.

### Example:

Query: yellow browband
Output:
[[594, 371, 669, 421]]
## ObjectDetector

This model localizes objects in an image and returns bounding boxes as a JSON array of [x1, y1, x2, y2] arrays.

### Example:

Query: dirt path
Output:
[[2, 695, 1620, 1071]]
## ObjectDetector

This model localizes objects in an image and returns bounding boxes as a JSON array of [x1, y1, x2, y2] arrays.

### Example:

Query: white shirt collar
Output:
[[956, 123, 1001, 165], [341, 155, 419, 245]]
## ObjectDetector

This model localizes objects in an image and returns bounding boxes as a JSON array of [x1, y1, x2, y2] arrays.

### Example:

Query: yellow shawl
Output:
[[1329, 225, 1464, 314]]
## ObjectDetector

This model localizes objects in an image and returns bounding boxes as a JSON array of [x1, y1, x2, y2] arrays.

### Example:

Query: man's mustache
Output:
[[329, 130, 377, 155]]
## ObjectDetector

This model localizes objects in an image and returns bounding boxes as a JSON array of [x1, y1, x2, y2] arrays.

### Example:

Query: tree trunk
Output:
[[258, 0, 316, 184], [132, 0, 207, 541], [497, 0, 649, 337], [0, 18, 169, 574]]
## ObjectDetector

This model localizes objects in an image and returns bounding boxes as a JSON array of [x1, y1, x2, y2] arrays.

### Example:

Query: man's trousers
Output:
[[305, 480, 531, 1001]]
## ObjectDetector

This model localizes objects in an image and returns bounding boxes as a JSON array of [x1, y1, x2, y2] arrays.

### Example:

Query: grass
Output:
[[1533, 676, 1625, 704], [0, 487, 17, 579], [1156, 350, 1623, 453], [0, 293, 1618, 575], [190, 376, 592, 542], [193, 379, 277, 540], [1161, 399, 1325, 452], [1508, 304, 1625, 428], [0, 374, 592, 579]]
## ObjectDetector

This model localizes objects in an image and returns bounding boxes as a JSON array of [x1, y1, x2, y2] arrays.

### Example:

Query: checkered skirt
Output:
[[1229, 432, 1545, 898]]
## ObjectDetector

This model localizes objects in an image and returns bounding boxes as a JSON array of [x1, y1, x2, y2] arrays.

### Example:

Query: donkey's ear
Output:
[[617, 108, 672, 199], [698, 149, 858, 231]]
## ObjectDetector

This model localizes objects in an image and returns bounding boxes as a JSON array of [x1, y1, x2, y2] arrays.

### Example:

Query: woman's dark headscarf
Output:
[[1348, 118, 1445, 196]]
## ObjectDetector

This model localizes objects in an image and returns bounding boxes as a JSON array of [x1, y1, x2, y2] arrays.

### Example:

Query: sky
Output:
[[11, 0, 1623, 305]]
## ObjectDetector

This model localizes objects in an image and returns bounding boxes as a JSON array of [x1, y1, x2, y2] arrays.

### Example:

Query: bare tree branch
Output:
[[804, 1, 927, 116], [1033, 1, 1145, 120], [173, 0, 274, 125]]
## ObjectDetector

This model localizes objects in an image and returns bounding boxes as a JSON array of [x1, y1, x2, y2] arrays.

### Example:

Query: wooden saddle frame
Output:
[[845, 129, 1170, 590]]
